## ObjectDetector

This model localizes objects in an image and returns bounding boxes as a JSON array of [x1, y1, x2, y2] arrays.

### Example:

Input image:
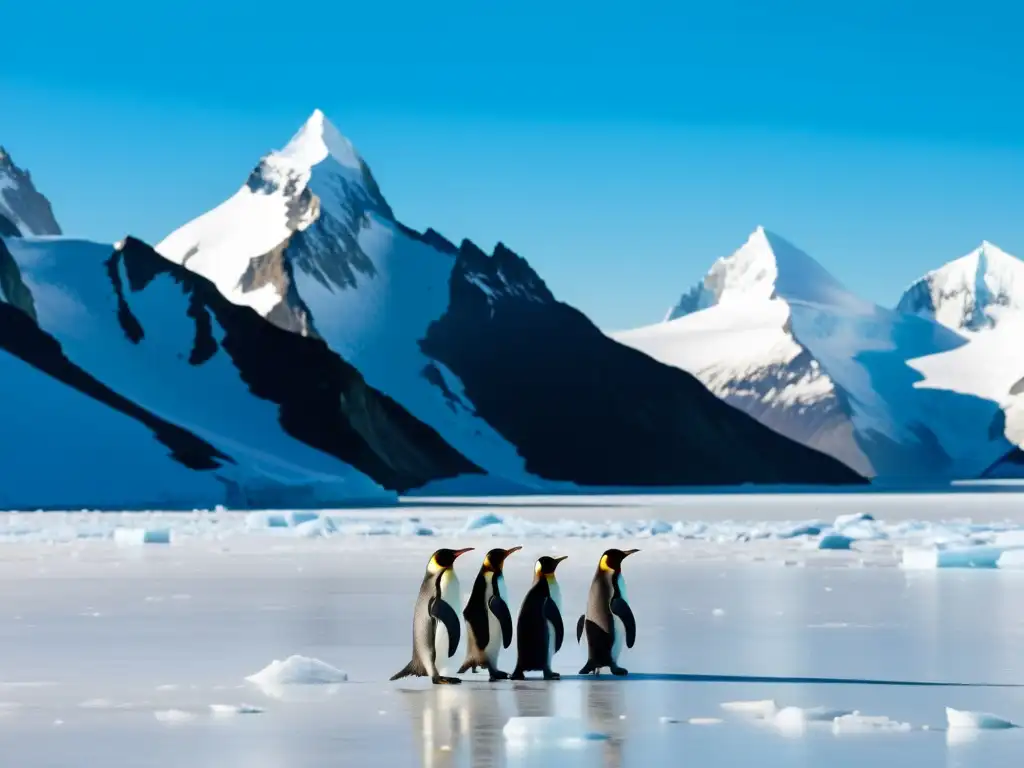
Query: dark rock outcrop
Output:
[[420, 240, 866, 487]]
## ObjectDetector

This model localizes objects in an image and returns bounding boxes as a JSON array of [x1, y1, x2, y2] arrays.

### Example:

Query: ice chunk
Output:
[[997, 549, 1024, 569], [901, 545, 1017, 569], [720, 699, 778, 718], [114, 528, 171, 545], [771, 705, 854, 736], [503, 717, 609, 749], [687, 717, 723, 725], [246, 655, 348, 687], [465, 513, 504, 530], [210, 703, 264, 716], [292, 517, 337, 538], [832, 713, 912, 733], [834, 512, 874, 528], [946, 707, 1018, 730], [154, 709, 195, 724], [818, 534, 855, 550]]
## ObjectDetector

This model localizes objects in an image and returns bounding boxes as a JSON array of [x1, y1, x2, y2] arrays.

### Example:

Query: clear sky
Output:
[[4, 0, 1024, 330]]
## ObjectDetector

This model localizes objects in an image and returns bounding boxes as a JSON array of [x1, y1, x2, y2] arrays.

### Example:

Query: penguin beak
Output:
[[622, 549, 639, 558], [504, 546, 522, 557], [553, 555, 569, 563], [452, 548, 474, 559]]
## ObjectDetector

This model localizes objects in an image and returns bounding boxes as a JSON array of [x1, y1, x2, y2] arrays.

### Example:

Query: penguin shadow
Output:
[[398, 683, 507, 768], [583, 681, 628, 768]]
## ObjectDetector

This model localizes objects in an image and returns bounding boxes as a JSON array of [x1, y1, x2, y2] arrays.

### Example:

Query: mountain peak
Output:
[[274, 109, 363, 170], [0, 146, 62, 237], [664, 227, 854, 322], [897, 240, 1024, 331]]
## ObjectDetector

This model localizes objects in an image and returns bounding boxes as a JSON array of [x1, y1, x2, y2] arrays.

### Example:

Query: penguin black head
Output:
[[599, 548, 639, 573], [535, 555, 568, 577], [483, 546, 521, 572], [428, 547, 474, 573]]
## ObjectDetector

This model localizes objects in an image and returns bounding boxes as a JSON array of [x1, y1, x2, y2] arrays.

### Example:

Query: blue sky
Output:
[[4, 0, 1024, 329]]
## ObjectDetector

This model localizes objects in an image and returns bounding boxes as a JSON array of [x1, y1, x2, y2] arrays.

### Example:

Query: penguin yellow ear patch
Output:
[[535, 560, 543, 574], [599, 554, 614, 572]]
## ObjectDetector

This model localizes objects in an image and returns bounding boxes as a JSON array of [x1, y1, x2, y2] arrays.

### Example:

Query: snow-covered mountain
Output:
[[0, 233, 480, 509], [615, 227, 1015, 480], [156, 113, 862, 489], [897, 241, 1024, 332], [0, 148, 62, 237]]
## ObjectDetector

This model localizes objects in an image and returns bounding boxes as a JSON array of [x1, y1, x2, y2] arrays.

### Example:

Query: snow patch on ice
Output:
[[246, 655, 348, 687], [831, 713, 912, 734], [720, 699, 779, 718]]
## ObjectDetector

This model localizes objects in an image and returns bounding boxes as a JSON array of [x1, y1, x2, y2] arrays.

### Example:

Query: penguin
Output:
[[390, 547, 474, 685], [458, 546, 522, 680], [577, 548, 639, 676], [511, 555, 568, 680]]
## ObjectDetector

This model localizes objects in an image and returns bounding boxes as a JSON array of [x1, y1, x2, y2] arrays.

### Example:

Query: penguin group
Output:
[[390, 546, 639, 685]]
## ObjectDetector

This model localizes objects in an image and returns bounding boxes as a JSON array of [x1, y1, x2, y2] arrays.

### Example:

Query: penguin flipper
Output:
[[543, 598, 564, 652], [430, 597, 462, 657], [610, 597, 637, 648], [488, 594, 514, 649], [576, 615, 585, 644]]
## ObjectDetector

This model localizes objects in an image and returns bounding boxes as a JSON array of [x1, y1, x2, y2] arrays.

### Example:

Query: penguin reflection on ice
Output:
[[577, 549, 639, 676], [459, 546, 521, 680], [511, 555, 568, 680], [391, 547, 473, 685]]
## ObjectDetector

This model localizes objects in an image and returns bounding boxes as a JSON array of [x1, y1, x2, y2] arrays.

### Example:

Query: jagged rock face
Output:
[[419, 240, 864, 487], [0, 148, 62, 236]]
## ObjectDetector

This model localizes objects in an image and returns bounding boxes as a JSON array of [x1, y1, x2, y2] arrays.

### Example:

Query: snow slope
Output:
[[0, 233, 487, 508], [615, 227, 1013, 480], [897, 241, 1024, 332], [159, 114, 862, 489], [0, 148, 62, 237]]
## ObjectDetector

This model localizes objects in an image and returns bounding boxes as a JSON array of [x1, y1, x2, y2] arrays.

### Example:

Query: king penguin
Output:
[[390, 547, 474, 685], [459, 546, 522, 680], [577, 548, 639, 676], [511, 555, 568, 680]]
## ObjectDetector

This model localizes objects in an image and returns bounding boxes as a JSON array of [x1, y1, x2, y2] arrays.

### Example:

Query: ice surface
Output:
[[209, 703, 264, 716], [153, 709, 196, 724], [503, 717, 609, 748], [113, 528, 171, 546], [946, 707, 1018, 730], [1, 492, 1024, 766]]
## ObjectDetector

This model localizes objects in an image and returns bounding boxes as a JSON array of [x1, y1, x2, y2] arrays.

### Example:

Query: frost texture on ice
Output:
[[720, 699, 779, 718], [503, 717, 609, 749], [946, 707, 1018, 730], [246, 655, 348, 687]]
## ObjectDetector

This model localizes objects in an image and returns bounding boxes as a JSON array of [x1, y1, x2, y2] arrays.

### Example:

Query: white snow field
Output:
[[2, 491, 1024, 767]]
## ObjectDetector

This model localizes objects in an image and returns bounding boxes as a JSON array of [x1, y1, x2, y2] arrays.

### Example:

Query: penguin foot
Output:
[[488, 669, 510, 681], [510, 668, 526, 681], [578, 662, 596, 675], [543, 670, 561, 681], [431, 675, 462, 685], [610, 665, 629, 677]]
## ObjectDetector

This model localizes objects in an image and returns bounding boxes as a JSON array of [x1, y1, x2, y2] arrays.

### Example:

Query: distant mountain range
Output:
[[616, 228, 1024, 480], [0, 114, 862, 509]]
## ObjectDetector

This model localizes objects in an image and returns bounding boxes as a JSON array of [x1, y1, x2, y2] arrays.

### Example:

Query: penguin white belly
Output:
[[545, 579, 563, 665], [484, 573, 505, 666], [611, 575, 628, 664], [434, 570, 461, 676]]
